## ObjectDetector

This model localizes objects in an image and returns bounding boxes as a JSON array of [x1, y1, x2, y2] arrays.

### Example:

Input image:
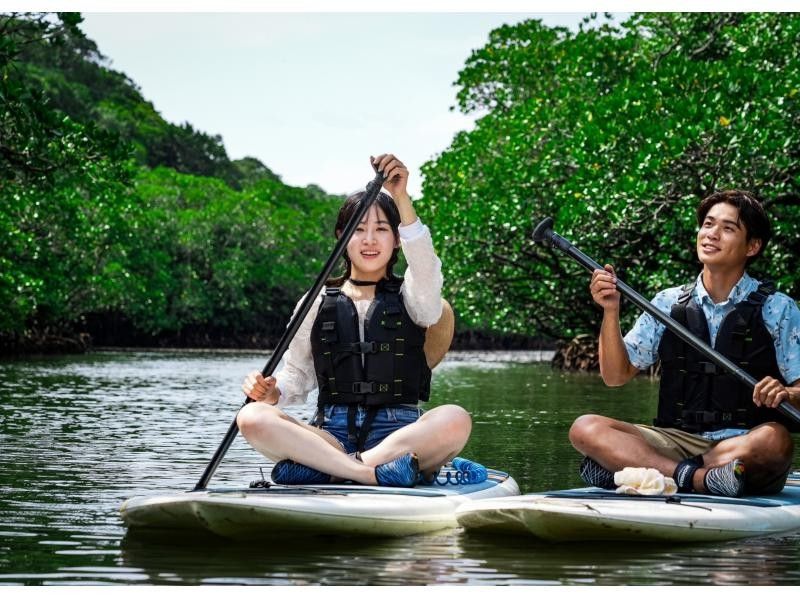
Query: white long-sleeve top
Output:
[[274, 218, 443, 407]]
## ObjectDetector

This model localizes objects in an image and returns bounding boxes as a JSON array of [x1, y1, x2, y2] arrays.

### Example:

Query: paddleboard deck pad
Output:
[[121, 467, 518, 539], [455, 472, 800, 542]]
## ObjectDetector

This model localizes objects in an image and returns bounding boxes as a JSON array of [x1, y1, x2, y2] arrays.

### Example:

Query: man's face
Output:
[[696, 202, 761, 269]]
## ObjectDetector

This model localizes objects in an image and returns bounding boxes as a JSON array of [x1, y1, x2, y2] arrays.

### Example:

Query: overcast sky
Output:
[[78, 12, 613, 197]]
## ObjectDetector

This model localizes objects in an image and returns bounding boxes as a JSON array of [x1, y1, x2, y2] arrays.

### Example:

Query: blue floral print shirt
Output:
[[623, 272, 800, 384]]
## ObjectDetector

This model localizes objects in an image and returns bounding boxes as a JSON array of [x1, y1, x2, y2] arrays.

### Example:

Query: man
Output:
[[570, 190, 800, 497]]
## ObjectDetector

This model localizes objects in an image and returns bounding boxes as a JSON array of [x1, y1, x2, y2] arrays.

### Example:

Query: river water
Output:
[[1, 350, 799, 585]]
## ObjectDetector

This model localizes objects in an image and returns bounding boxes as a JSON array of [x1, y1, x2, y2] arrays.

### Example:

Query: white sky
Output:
[[76, 11, 610, 197]]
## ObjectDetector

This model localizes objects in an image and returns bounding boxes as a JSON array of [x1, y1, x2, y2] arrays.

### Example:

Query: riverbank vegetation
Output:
[[1, 13, 342, 354], [420, 13, 800, 347], [2, 13, 798, 364]]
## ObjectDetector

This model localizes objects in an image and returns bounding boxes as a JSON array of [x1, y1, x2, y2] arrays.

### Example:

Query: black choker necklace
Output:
[[348, 279, 378, 286]]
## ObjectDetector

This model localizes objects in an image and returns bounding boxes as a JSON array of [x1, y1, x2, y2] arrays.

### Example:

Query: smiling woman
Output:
[[238, 153, 475, 489]]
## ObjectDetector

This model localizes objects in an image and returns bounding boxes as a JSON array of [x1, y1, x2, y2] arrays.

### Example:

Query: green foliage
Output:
[[13, 13, 248, 189], [1, 13, 138, 334], [233, 157, 283, 187], [1, 12, 342, 345], [126, 168, 340, 335], [420, 13, 800, 339]]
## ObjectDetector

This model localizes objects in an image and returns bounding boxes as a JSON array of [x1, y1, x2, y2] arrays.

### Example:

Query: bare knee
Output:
[[439, 404, 472, 443], [569, 414, 615, 452], [744, 423, 794, 464], [424, 404, 472, 447], [236, 402, 282, 439]]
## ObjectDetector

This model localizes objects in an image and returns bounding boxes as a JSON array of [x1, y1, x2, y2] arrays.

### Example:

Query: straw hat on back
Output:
[[424, 299, 455, 369]]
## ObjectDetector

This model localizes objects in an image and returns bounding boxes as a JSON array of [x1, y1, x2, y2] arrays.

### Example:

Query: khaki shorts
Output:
[[634, 425, 714, 461], [634, 424, 791, 494]]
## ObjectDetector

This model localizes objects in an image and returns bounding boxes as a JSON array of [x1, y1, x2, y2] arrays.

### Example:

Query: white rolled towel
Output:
[[614, 467, 678, 496]]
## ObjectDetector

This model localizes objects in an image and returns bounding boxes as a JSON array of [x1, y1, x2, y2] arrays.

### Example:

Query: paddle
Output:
[[532, 216, 800, 425], [193, 169, 386, 491]]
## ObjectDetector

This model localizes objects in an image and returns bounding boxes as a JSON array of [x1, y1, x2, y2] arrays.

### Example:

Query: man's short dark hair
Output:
[[697, 190, 772, 264]]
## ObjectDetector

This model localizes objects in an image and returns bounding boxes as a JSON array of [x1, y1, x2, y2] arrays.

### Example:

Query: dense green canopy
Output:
[[419, 13, 800, 339], [1, 13, 342, 348]]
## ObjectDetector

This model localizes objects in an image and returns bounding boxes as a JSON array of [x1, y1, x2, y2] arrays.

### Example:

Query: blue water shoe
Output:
[[375, 452, 419, 487], [271, 459, 333, 485]]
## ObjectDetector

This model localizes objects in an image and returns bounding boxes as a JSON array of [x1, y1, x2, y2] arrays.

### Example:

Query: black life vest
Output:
[[655, 279, 799, 433], [309, 279, 431, 449]]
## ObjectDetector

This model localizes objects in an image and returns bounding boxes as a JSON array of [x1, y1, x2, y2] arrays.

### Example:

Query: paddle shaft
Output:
[[534, 219, 800, 425], [194, 171, 386, 491]]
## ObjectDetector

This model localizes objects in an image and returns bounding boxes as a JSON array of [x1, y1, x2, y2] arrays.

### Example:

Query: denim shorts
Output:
[[316, 404, 422, 454]]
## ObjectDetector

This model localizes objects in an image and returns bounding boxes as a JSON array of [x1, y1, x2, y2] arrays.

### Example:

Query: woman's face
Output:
[[345, 204, 398, 280]]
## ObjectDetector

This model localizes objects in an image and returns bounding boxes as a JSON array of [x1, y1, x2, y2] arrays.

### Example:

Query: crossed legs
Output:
[[359, 404, 472, 477], [237, 402, 472, 484], [569, 414, 793, 493]]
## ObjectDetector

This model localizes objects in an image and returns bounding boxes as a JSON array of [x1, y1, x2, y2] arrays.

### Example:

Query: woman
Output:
[[238, 153, 472, 487]]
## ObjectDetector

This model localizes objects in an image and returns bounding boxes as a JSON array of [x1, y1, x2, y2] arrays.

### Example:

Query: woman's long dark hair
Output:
[[326, 190, 402, 287]]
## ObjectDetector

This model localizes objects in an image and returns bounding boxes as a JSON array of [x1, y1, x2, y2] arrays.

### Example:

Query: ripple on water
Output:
[[1, 351, 800, 585]]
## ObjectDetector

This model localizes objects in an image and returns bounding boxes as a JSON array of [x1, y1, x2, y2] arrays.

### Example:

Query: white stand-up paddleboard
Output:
[[122, 467, 518, 540], [455, 472, 800, 542]]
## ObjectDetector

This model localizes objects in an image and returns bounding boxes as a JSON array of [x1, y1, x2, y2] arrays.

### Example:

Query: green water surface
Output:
[[1, 350, 798, 585]]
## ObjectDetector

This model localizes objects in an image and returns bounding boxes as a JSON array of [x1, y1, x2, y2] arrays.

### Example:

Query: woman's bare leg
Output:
[[359, 404, 472, 475], [237, 402, 379, 484]]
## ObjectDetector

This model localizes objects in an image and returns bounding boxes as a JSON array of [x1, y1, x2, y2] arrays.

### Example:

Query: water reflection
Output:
[[120, 532, 476, 585], [1, 351, 799, 585], [457, 531, 800, 585]]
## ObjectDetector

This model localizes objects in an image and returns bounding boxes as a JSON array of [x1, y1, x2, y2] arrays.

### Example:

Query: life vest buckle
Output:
[[699, 411, 720, 424], [352, 381, 377, 394], [358, 341, 378, 354], [682, 410, 720, 424], [699, 361, 717, 374]]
